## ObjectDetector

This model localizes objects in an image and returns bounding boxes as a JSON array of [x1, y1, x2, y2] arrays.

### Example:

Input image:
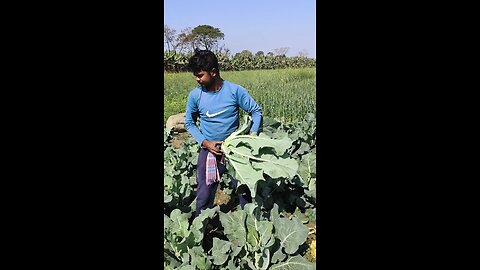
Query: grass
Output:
[[164, 68, 316, 124]]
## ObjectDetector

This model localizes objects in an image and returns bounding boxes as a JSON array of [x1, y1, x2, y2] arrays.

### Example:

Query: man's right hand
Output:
[[202, 140, 223, 155]]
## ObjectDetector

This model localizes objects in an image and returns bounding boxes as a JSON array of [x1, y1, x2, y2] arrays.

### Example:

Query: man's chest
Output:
[[197, 92, 238, 119]]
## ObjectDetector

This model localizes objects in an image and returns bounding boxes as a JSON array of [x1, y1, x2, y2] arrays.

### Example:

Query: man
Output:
[[184, 49, 263, 217]]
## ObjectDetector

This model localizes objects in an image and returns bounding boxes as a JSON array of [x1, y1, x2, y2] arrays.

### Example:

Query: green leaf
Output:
[[164, 214, 170, 234], [164, 174, 173, 188], [175, 232, 196, 256], [222, 116, 299, 196], [219, 210, 247, 247], [297, 152, 316, 185], [243, 204, 275, 258], [270, 203, 281, 223], [257, 221, 275, 248], [227, 259, 240, 270], [164, 192, 173, 203], [293, 207, 309, 224], [211, 238, 232, 265], [246, 257, 257, 270], [169, 209, 190, 238], [304, 176, 316, 202], [246, 214, 260, 249], [228, 133, 293, 156], [228, 115, 251, 138], [274, 217, 309, 255], [269, 255, 316, 270], [228, 154, 264, 196], [178, 265, 195, 270], [188, 246, 211, 270], [305, 208, 316, 222], [180, 174, 189, 186], [230, 243, 243, 257], [291, 141, 311, 157], [243, 203, 257, 216], [164, 251, 182, 268], [308, 177, 316, 191], [270, 246, 287, 264], [258, 248, 271, 270], [304, 189, 316, 201], [304, 113, 315, 122], [191, 206, 219, 242], [251, 154, 298, 180]]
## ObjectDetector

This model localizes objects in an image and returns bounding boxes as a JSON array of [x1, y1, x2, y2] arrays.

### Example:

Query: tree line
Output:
[[164, 24, 316, 72]]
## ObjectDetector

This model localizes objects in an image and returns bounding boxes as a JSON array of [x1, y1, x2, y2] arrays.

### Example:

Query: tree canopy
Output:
[[191, 25, 225, 51]]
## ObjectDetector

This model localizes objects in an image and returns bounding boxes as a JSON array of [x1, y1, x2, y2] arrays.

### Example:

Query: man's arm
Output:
[[184, 92, 207, 145], [236, 86, 263, 134]]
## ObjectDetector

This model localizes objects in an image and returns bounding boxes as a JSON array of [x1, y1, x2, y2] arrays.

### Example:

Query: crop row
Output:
[[164, 51, 316, 72]]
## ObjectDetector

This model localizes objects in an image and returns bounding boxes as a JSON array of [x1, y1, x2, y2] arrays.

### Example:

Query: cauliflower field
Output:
[[164, 115, 317, 269]]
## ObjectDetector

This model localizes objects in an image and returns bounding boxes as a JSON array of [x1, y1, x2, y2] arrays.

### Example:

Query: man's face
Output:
[[193, 70, 216, 88]]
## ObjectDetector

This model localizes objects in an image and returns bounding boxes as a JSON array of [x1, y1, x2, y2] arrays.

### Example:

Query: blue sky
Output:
[[164, 0, 316, 58]]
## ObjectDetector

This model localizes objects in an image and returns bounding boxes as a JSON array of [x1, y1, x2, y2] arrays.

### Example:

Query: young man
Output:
[[184, 49, 263, 217]]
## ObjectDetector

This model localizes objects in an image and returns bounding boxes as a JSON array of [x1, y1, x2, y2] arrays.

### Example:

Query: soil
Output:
[[169, 131, 190, 149], [214, 185, 231, 206], [305, 220, 317, 262]]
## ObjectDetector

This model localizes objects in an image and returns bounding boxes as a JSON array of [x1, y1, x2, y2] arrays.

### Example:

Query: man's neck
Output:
[[207, 77, 223, 92]]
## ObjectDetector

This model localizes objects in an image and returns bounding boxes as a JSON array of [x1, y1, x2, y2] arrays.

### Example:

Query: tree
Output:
[[234, 50, 253, 58], [215, 43, 230, 54], [164, 25, 177, 52], [175, 27, 192, 53], [274, 47, 290, 56], [298, 49, 309, 58], [240, 50, 253, 57], [191, 25, 225, 51], [255, 51, 264, 57]]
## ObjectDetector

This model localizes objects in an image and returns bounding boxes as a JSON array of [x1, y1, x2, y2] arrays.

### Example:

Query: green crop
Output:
[[164, 68, 316, 123], [163, 114, 317, 268], [164, 51, 315, 72], [222, 116, 299, 196]]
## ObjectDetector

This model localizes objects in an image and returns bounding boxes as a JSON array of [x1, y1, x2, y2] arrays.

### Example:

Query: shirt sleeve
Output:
[[184, 91, 206, 145], [236, 86, 263, 134]]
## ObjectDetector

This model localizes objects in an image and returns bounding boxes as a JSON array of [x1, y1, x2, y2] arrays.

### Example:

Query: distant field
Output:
[[164, 68, 316, 124]]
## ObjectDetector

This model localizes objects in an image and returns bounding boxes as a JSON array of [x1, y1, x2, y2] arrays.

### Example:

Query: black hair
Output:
[[187, 48, 219, 73]]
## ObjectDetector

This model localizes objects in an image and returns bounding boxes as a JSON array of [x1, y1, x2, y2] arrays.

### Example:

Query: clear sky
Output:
[[164, 0, 316, 58]]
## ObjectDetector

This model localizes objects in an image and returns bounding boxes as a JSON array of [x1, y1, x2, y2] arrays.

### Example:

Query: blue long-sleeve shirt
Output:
[[185, 80, 263, 146]]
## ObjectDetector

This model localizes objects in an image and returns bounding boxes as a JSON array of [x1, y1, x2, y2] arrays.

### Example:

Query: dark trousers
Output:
[[195, 148, 251, 217]]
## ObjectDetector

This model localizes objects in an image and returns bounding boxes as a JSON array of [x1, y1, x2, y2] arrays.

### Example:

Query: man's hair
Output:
[[187, 49, 219, 73]]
